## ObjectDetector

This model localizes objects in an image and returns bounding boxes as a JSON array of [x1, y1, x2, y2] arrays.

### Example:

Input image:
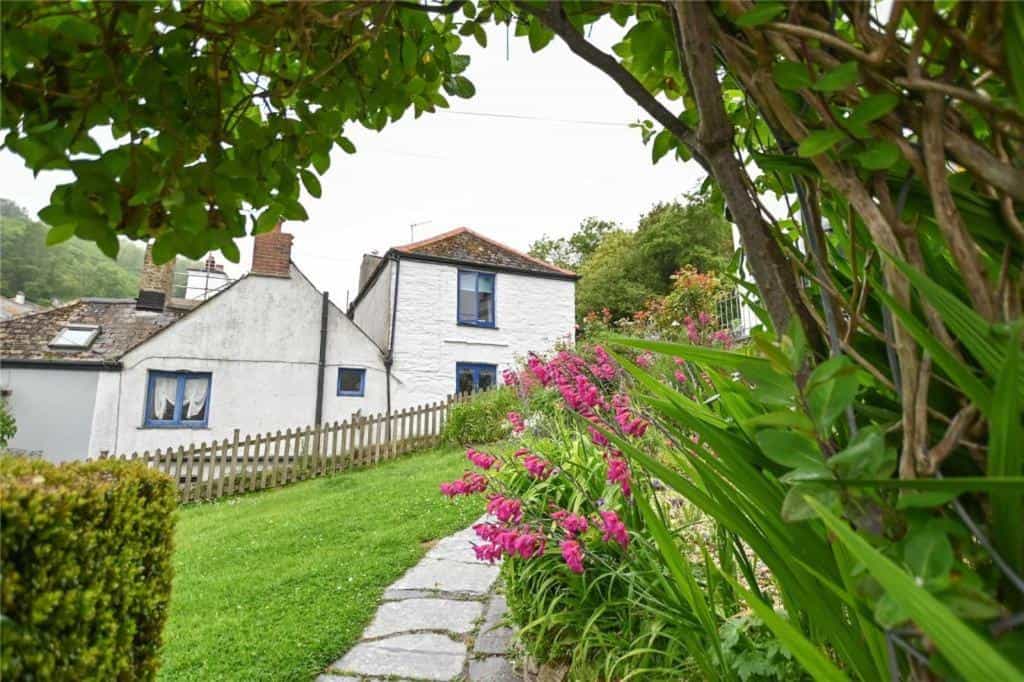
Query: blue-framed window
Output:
[[457, 270, 496, 327], [337, 367, 366, 397], [455, 362, 497, 394], [144, 370, 212, 428]]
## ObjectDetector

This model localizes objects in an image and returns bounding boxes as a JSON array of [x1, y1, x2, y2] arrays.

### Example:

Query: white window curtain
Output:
[[151, 376, 178, 420], [183, 376, 210, 420]]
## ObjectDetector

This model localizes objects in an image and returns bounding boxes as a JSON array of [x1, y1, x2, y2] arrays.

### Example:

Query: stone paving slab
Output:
[[390, 557, 500, 595], [425, 533, 496, 564], [330, 633, 466, 681], [474, 594, 514, 656], [469, 655, 519, 681], [315, 675, 359, 682], [363, 598, 484, 638]]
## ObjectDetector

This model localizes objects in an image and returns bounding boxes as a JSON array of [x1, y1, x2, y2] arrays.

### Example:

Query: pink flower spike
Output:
[[599, 510, 629, 549], [560, 539, 585, 573], [522, 454, 552, 480], [507, 411, 525, 434], [466, 448, 499, 471]]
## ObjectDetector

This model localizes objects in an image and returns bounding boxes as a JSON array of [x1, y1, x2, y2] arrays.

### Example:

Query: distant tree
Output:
[[569, 197, 733, 322], [0, 203, 200, 304], [575, 231, 655, 322], [529, 217, 618, 271], [634, 197, 733, 286]]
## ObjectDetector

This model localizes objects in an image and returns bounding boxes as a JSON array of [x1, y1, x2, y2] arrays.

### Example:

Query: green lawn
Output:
[[158, 445, 484, 681]]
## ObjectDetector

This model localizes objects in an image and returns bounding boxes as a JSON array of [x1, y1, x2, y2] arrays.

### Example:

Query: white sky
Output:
[[0, 21, 705, 303]]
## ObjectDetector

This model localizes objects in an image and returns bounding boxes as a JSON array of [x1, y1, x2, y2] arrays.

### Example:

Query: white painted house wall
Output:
[[351, 260, 395, 351], [1, 366, 100, 461], [88, 265, 388, 456], [389, 259, 575, 408]]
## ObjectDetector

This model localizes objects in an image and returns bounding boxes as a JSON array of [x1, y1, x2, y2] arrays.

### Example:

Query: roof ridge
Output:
[[391, 226, 576, 277]]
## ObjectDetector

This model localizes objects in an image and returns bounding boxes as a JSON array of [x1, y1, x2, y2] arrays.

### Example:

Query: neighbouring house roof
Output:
[[389, 227, 578, 280], [0, 299, 185, 367], [0, 296, 43, 320]]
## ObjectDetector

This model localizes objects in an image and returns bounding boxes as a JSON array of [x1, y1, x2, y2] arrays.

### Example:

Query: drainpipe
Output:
[[315, 291, 329, 427], [384, 257, 400, 436]]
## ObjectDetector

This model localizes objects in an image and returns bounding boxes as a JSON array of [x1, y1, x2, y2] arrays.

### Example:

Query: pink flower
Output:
[[473, 542, 504, 563], [440, 471, 488, 497], [599, 510, 629, 549], [588, 425, 609, 447], [674, 370, 688, 384], [466, 448, 498, 470], [512, 531, 546, 559], [606, 454, 631, 497], [698, 311, 711, 325], [507, 411, 525, 434], [502, 368, 519, 386], [560, 539, 585, 573], [522, 454, 552, 480], [486, 495, 523, 524], [552, 509, 589, 536], [673, 357, 685, 366], [635, 352, 654, 368], [526, 355, 551, 386]]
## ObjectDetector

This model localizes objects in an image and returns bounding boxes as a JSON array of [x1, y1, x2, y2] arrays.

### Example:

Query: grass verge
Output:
[[158, 445, 484, 681]]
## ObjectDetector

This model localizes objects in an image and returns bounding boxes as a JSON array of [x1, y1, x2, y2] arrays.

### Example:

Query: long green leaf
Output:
[[874, 285, 993, 414], [808, 499, 1024, 682], [716, 569, 850, 682], [809, 477, 1024, 492], [989, 327, 1024, 574]]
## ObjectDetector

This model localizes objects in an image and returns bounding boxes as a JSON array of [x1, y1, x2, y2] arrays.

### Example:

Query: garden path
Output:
[[318, 518, 518, 682]]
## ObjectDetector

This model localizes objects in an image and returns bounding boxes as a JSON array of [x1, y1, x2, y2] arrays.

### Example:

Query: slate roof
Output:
[[0, 299, 184, 365], [389, 227, 577, 279]]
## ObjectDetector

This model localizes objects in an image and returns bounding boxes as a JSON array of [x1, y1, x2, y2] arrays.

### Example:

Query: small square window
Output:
[[338, 368, 366, 397], [49, 325, 100, 349]]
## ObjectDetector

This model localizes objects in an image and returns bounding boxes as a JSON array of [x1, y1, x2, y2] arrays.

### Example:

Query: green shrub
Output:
[[1, 456, 178, 680], [441, 388, 519, 446]]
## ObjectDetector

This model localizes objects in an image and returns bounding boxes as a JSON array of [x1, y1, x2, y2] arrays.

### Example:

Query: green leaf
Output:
[[798, 129, 845, 157], [805, 356, 860, 432], [813, 61, 859, 92], [300, 170, 322, 198], [527, 19, 553, 53], [809, 499, 1024, 682], [828, 426, 893, 479], [651, 129, 674, 164], [254, 206, 281, 235], [854, 140, 901, 170], [716, 568, 851, 682], [989, 326, 1023, 574], [151, 234, 177, 265], [849, 93, 900, 125], [337, 137, 356, 155], [903, 525, 954, 582], [782, 484, 838, 522], [755, 429, 823, 470], [810, 477, 1024, 493], [44, 222, 76, 246], [772, 60, 813, 90], [733, 3, 786, 28], [220, 240, 240, 264]]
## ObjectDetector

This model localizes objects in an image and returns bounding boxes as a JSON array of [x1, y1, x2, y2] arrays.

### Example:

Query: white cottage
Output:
[[1, 225, 576, 461], [349, 227, 577, 408], [1, 225, 388, 460]]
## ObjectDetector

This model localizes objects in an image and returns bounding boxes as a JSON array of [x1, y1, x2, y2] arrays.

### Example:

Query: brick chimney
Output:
[[137, 242, 176, 311], [251, 222, 293, 278]]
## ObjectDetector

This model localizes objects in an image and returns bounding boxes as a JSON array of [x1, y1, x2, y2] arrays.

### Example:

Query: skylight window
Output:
[[49, 325, 100, 349]]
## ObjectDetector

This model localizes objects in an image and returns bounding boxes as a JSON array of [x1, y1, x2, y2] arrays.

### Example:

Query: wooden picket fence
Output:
[[96, 393, 483, 503]]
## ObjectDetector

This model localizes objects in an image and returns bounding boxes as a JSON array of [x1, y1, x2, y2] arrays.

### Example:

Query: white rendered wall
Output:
[[351, 260, 395, 351], [89, 265, 388, 457], [1, 366, 99, 462], [389, 259, 575, 408]]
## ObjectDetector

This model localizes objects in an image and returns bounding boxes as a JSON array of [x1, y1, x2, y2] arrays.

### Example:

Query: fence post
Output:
[[228, 429, 240, 495], [183, 444, 196, 503], [267, 431, 281, 489]]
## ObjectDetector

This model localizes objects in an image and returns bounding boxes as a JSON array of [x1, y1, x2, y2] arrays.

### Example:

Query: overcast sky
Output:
[[0, 21, 706, 302]]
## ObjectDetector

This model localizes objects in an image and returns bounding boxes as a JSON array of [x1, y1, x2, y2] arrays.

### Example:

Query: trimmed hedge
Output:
[[1, 456, 177, 680], [442, 388, 520, 446]]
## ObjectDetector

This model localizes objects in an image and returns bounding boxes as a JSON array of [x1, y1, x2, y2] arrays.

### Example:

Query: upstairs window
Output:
[[457, 270, 495, 327], [49, 324, 99, 349], [144, 371, 211, 428], [337, 368, 366, 397]]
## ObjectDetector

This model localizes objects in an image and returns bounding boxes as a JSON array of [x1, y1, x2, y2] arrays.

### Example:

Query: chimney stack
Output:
[[358, 252, 383, 290], [137, 243, 176, 311], [251, 222, 293, 278], [13, 291, 25, 305]]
